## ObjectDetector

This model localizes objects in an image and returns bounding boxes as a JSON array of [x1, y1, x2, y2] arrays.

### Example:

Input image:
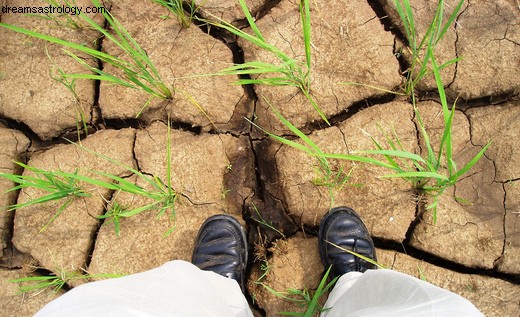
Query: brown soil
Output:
[[0, 0, 519, 316]]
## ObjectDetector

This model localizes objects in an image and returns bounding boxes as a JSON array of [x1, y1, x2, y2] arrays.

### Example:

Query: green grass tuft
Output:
[[0, 0, 172, 117], [260, 0, 490, 223], [0, 163, 90, 232], [10, 268, 123, 294], [153, 0, 204, 28], [257, 266, 338, 316], [200, 0, 329, 125], [0, 122, 178, 235]]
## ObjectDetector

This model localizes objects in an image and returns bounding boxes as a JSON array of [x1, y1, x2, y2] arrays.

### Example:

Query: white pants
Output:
[[36, 260, 482, 317]]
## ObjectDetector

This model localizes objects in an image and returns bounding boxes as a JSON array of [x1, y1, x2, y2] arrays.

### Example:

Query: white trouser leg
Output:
[[35, 260, 253, 317], [321, 269, 483, 317]]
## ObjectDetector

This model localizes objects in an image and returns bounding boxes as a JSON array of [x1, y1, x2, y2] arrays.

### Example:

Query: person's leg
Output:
[[318, 206, 483, 317], [35, 260, 252, 317], [322, 269, 483, 317], [36, 215, 253, 317]]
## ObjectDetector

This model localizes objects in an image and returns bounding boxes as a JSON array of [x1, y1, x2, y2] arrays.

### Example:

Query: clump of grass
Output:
[[248, 97, 351, 207], [10, 268, 123, 294], [0, 163, 90, 232], [44, 46, 90, 138], [394, 0, 465, 99], [97, 200, 126, 236], [201, 0, 328, 124], [69, 119, 178, 236], [260, 0, 489, 222], [342, 0, 464, 99], [0, 0, 172, 117], [153, 0, 203, 28], [0, 122, 178, 235], [257, 266, 338, 316], [311, 163, 354, 205]]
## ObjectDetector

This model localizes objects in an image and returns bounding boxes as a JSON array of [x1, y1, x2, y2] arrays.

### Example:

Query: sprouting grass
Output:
[[311, 163, 354, 204], [44, 46, 90, 138], [258, 0, 489, 223], [0, 163, 91, 232], [342, 0, 464, 100], [200, 0, 329, 125], [0, 122, 178, 235], [10, 268, 123, 294], [0, 0, 172, 117], [153, 0, 203, 28], [395, 0, 465, 100], [248, 97, 351, 207], [257, 266, 338, 316], [97, 200, 126, 236], [250, 203, 286, 239], [69, 119, 178, 236]]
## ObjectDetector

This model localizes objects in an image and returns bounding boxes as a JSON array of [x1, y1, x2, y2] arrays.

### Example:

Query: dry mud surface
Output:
[[0, 0, 519, 316]]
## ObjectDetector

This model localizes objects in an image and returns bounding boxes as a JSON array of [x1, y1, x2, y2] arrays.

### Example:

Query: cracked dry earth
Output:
[[0, 0, 519, 316]]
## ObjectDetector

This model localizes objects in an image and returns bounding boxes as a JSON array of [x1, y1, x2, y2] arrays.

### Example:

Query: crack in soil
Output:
[[373, 239, 520, 284], [0, 117, 44, 147], [445, 0, 470, 89], [253, 0, 283, 22], [367, 0, 408, 42], [84, 188, 117, 271], [493, 182, 508, 269], [486, 23, 520, 49], [130, 129, 141, 173], [308, 93, 397, 131], [89, 4, 111, 129], [192, 19, 258, 135], [464, 109, 500, 183]]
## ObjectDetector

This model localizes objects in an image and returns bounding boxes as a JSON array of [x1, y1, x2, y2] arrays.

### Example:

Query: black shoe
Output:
[[192, 215, 248, 292], [318, 206, 377, 280]]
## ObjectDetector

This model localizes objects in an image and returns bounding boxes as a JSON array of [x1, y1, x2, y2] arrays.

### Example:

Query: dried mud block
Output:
[[88, 122, 255, 275], [98, 0, 248, 132], [0, 269, 63, 317], [450, 0, 519, 99], [243, 0, 400, 134], [275, 101, 417, 241], [381, 0, 520, 99], [0, 127, 30, 259], [410, 154, 504, 269], [467, 102, 520, 182], [497, 180, 520, 274], [0, 0, 101, 139], [12, 129, 136, 276], [88, 175, 199, 275], [248, 234, 323, 316], [410, 100, 505, 268], [377, 250, 520, 317]]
